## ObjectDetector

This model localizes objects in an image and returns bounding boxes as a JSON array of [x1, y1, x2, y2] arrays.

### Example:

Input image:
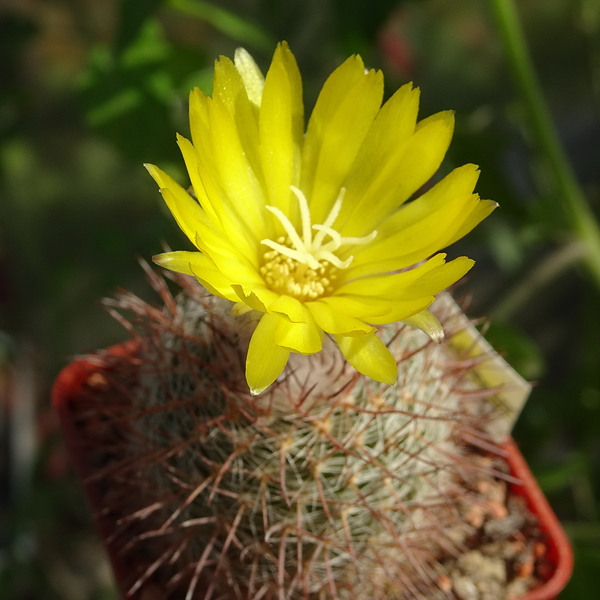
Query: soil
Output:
[[438, 454, 547, 600]]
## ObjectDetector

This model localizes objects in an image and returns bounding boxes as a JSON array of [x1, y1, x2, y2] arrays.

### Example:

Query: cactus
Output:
[[73, 266, 508, 600]]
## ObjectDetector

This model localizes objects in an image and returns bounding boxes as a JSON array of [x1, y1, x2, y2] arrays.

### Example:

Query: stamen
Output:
[[261, 238, 319, 269], [264, 205, 305, 253], [316, 251, 353, 269], [312, 224, 342, 251], [260, 185, 378, 301], [323, 189, 344, 228], [290, 185, 312, 246], [339, 230, 379, 246], [312, 189, 345, 248]]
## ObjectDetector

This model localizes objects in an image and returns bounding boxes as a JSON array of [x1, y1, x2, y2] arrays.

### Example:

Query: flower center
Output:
[[260, 241, 338, 300], [259, 187, 377, 301]]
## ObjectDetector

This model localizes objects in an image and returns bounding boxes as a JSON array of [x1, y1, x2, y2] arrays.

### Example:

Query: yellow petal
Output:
[[337, 254, 447, 298], [187, 92, 262, 258], [147, 163, 260, 277], [307, 301, 375, 335], [402, 309, 444, 343], [259, 42, 303, 224], [444, 199, 498, 246], [274, 308, 323, 354], [335, 333, 397, 385], [152, 182, 228, 259], [193, 158, 261, 263], [246, 314, 291, 395], [152, 251, 239, 301], [232, 284, 278, 313], [177, 134, 224, 229], [152, 250, 209, 276], [185, 90, 222, 226], [145, 164, 207, 248], [269, 294, 307, 323], [234, 47, 265, 106], [188, 263, 239, 302], [345, 192, 478, 279], [206, 96, 266, 239], [213, 54, 253, 110], [395, 256, 474, 300], [191, 232, 262, 292], [376, 163, 481, 238], [301, 65, 384, 224], [364, 297, 434, 325], [415, 109, 454, 132], [340, 111, 455, 237], [213, 55, 264, 199], [359, 83, 420, 165], [188, 87, 211, 162], [301, 55, 366, 195], [234, 290, 268, 313], [335, 83, 420, 229], [176, 135, 209, 210], [319, 295, 393, 320]]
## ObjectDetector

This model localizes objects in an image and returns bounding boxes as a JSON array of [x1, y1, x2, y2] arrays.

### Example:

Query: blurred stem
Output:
[[491, 241, 587, 322], [168, 0, 274, 51], [488, 0, 600, 289]]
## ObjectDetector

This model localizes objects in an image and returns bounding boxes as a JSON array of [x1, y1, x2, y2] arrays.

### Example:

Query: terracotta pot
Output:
[[53, 343, 574, 600]]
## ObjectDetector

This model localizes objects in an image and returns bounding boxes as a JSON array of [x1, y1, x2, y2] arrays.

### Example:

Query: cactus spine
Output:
[[80, 269, 499, 600]]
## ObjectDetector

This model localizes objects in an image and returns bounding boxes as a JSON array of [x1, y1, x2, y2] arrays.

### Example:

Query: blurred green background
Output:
[[1, 0, 599, 598]]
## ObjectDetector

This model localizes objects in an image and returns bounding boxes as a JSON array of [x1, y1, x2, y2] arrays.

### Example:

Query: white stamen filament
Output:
[[311, 189, 344, 248], [260, 186, 377, 270], [290, 185, 312, 246], [264, 205, 305, 252], [261, 238, 320, 269]]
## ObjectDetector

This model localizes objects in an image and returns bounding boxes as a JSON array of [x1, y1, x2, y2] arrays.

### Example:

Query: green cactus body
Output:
[[84, 272, 499, 600]]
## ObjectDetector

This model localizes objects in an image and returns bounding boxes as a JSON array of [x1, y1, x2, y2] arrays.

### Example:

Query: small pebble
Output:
[[481, 480, 507, 505], [506, 577, 533, 599], [458, 551, 506, 583], [487, 500, 509, 519], [514, 546, 535, 579], [466, 504, 485, 528], [483, 513, 526, 539], [506, 539, 526, 557], [476, 480, 491, 495], [437, 574, 453, 593], [434, 453, 543, 600], [480, 540, 524, 560], [516, 558, 534, 579], [476, 578, 504, 600], [480, 541, 502, 557], [453, 576, 480, 600]]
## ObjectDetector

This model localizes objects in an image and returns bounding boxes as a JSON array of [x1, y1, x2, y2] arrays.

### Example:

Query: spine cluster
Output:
[[78, 267, 500, 600]]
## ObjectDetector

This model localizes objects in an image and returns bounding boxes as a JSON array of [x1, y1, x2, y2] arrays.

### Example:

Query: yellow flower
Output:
[[146, 42, 496, 395]]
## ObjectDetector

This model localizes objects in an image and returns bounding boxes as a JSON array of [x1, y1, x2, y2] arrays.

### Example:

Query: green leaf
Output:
[[114, 0, 166, 56], [79, 20, 181, 164]]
